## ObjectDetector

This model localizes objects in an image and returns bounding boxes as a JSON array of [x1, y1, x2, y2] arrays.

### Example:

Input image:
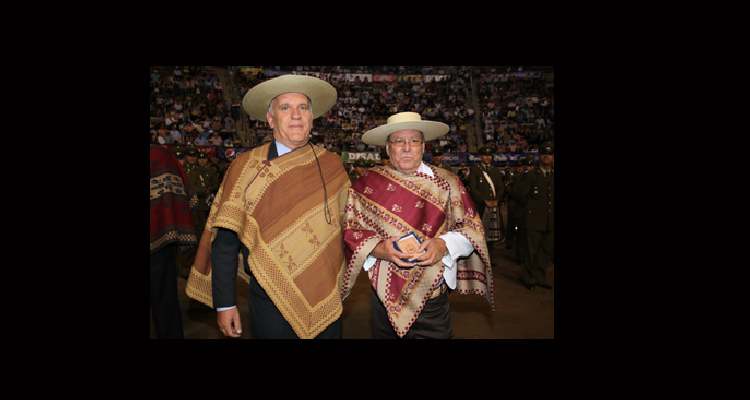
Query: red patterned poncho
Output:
[[341, 164, 495, 337]]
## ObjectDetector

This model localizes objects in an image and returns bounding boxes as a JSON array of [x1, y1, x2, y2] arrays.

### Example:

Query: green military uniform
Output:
[[211, 157, 228, 184], [511, 143, 554, 290], [515, 158, 537, 264], [183, 148, 199, 176], [505, 158, 526, 254], [468, 147, 505, 243], [187, 152, 219, 235]]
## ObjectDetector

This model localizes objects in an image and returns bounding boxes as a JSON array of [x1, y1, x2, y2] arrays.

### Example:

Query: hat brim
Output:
[[362, 120, 449, 146], [241, 75, 337, 121]]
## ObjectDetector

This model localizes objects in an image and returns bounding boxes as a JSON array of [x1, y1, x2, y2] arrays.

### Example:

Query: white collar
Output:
[[275, 141, 292, 156], [417, 162, 434, 177]]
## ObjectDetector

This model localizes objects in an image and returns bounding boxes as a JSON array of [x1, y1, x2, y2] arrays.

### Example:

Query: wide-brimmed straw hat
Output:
[[361, 112, 449, 146], [241, 74, 337, 121]]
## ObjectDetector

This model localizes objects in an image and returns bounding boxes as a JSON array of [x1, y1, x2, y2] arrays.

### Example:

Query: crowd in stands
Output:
[[149, 66, 239, 148], [150, 66, 554, 165], [477, 67, 554, 154]]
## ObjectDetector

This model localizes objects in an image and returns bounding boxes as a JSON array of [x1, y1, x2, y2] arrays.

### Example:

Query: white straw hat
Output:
[[241, 74, 337, 121], [361, 112, 449, 146]]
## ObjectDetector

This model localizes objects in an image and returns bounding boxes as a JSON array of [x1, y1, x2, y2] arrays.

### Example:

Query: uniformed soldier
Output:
[[497, 160, 508, 179], [209, 154, 226, 183], [469, 146, 506, 245], [183, 148, 199, 176], [511, 142, 554, 290], [505, 157, 525, 252], [187, 151, 220, 235]]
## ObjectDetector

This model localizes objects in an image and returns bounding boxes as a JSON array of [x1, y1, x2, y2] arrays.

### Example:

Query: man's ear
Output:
[[266, 111, 274, 129]]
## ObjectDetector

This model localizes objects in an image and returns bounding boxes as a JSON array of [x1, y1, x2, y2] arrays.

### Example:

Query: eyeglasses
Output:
[[388, 138, 423, 147]]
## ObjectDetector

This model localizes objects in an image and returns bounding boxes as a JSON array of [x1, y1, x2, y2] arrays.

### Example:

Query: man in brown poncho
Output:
[[186, 74, 350, 339]]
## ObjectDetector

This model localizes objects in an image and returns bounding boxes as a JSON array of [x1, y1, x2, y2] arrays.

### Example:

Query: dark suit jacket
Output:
[[211, 141, 280, 308]]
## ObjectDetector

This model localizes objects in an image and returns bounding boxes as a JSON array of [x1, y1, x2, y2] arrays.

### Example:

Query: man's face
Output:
[[540, 154, 554, 168], [481, 154, 493, 165], [198, 158, 208, 167], [267, 93, 313, 149], [386, 129, 425, 174], [186, 155, 197, 164]]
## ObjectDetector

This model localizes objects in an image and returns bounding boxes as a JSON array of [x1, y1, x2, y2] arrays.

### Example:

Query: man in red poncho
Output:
[[341, 112, 495, 339], [150, 144, 198, 338]]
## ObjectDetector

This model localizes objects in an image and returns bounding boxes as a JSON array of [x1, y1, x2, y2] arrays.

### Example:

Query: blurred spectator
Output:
[[157, 128, 173, 145], [194, 130, 210, 146], [170, 126, 183, 144], [223, 115, 235, 131], [209, 131, 223, 146]]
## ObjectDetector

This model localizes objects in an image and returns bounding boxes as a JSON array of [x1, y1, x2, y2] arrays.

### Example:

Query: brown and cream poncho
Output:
[[186, 142, 351, 338]]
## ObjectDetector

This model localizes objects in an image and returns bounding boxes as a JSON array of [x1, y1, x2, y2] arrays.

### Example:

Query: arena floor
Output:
[[151, 240, 554, 340]]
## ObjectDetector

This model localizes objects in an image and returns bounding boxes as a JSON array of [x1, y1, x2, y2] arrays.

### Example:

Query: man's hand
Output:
[[484, 200, 498, 208], [217, 308, 242, 338], [370, 237, 418, 268], [412, 238, 448, 267]]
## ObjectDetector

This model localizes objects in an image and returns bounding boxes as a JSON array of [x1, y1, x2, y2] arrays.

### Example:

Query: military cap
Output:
[[540, 141, 554, 155], [198, 152, 208, 159], [478, 146, 495, 156], [186, 148, 198, 157]]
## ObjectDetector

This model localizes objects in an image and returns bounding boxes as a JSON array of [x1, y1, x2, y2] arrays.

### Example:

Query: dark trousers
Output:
[[247, 273, 342, 339], [150, 244, 184, 339], [370, 290, 453, 339], [520, 229, 554, 286], [515, 223, 529, 264], [506, 210, 518, 248]]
